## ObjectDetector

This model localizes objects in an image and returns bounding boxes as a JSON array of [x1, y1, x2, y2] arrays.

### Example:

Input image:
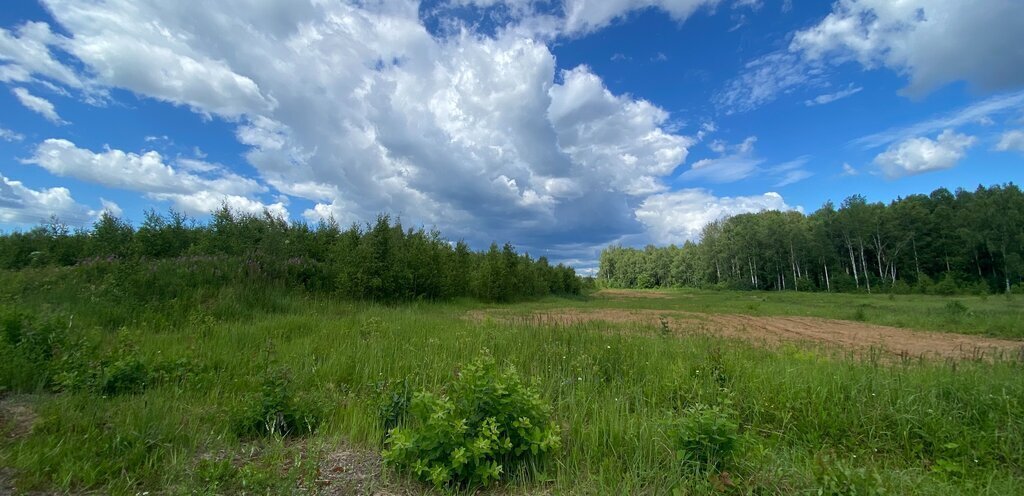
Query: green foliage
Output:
[[599, 184, 1024, 296], [932, 275, 959, 296], [232, 368, 322, 438], [0, 309, 75, 392], [670, 403, 740, 470], [814, 456, 887, 495], [890, 279, 912, 294], [47, 334, 161, 397], [376, 377, 413, 436], [0, 208, 581, 304], [944, 300, 969, 318], [383, 353, 561, 488]]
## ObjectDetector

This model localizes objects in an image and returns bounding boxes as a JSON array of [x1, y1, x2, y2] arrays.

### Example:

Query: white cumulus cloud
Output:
[[873, 129, 976, 178], [635, 189, 795, 244], [792, 0, 1024, 96], [1, 0, 699, 257], [0, 173, 96, 225], [25, 139, 285, 217]]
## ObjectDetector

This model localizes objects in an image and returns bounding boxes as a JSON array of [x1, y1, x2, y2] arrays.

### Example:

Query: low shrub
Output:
[[53, 335, 152, 396], [932, 275, 959, 296], [382, 353, 561, 488], [671, 403, 739, 470], [0, 309, 73, 392]]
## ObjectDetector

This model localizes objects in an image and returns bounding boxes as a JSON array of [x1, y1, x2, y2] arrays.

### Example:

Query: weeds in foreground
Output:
[[383, 353, 561, 488], [232, 368, 323, 438], [670, 402, 740, 471]]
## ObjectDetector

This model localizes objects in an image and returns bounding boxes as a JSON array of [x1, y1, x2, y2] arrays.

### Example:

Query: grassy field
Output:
[[1, 268, 1023, 494]]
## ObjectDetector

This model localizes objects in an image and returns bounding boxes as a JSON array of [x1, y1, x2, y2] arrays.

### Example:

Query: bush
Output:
[[944, 300, 969, 319], [382, 353, 561, 488], [916, 274, 935, 294], [932, 275, 959, 296], [670, 403, 739, 470], [889, 279, 912, 295], [98, 353, 150, 396], [232, 369, 322, 438], [0, 309, 72, 392], [52, 334, 152, 396]]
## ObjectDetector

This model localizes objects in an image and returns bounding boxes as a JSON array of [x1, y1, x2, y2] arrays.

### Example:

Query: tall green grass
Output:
[[0, 271, 1022, 494]]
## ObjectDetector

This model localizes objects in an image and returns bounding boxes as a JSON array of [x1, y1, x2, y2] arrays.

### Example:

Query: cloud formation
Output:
[[679, 137, 811, 187], [719, 0, 1024, 113], [0, 172, 98, 225], [11, 87, 65, 124], [995, 130, 1024, 154], [635, 189, 794, 244], [0, 0, 705, 259], [804, 85, 862, 107], [852, 90, 1024, 149], [873, 129, 976, 178], [26, 139, 285, 216], [0, 127, 23, 142], [792, 0, 1024, 96]]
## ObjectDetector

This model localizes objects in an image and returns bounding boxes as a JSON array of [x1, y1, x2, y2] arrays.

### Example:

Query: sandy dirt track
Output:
[[470, 308, 1024, 361]]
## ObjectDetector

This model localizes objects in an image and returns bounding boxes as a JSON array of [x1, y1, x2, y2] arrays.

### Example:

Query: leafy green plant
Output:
[[98, 353, 149, 396], [382, 353, 561, 488], [376, 377, 413, 437], [671, 403, 739, 470], [232, 369, 322, 438], [0, 308, 70, 391], [52, 334, 151, 396]]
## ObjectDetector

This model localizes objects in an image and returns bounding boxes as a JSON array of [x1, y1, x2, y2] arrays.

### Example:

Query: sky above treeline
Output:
[[1, 0, 1023, 272]]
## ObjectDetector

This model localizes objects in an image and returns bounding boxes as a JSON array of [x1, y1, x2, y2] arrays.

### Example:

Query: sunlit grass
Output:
[[1, 275, 1022, 494]]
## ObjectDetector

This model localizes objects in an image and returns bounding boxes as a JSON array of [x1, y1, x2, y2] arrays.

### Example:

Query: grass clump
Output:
[[670, 402, 740, 471], [232, 368, 323, 438], [814, 456, 887, 495], [945, 300, 969, 318], [383, 353, 561, 489]]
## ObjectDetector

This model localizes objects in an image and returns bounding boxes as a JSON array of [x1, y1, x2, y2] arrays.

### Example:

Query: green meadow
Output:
[[1, 265, 1022, 495]]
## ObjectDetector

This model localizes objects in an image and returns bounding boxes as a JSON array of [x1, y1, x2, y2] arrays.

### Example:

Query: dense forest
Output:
[[0, 206, 581, 302], [600, 184, 1024, 294]]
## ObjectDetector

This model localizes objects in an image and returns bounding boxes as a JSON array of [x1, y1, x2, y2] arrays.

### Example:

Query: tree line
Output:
[[0, 206, 582, 302], [600, 184, 1024, 294]]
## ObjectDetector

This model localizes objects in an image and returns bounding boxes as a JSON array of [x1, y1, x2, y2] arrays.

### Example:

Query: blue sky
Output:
[[1, 0, 1023, 271]]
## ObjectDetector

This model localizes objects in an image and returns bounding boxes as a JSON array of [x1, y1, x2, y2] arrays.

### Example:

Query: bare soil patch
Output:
[[0, 397, 38, 440], [317, 446, 383, 495], [313, 444, 550, 495], [469, 308, 1024, 361]]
